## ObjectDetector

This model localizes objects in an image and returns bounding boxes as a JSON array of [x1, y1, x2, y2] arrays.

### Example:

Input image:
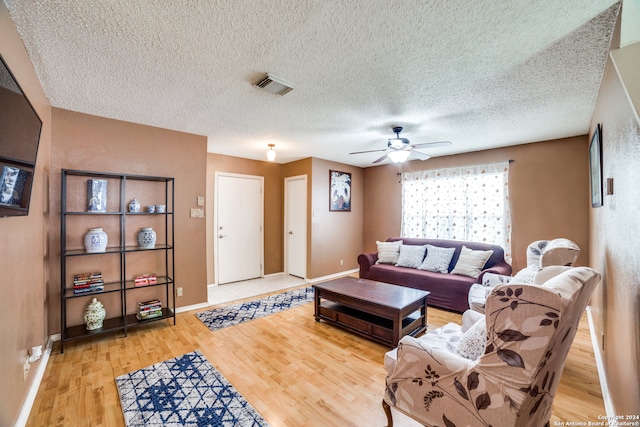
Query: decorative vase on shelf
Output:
[[129, 198, 140, 213], [84, 298, 106, 330], [137, 227, 156, 249], [84, 228, 108, 253]]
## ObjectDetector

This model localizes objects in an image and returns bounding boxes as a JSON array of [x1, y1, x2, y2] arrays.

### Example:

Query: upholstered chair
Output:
[[468, 238, 580, 313], [383, 266, 600, 427]]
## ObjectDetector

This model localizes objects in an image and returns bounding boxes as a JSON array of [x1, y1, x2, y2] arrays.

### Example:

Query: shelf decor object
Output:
[[137, 227, 156, 248], [83, 227, 108, 253], [128, 198, 140, 212], [60, 169, 175, 352], [87, 179, 107, 212], [84, 298, 106, 330]]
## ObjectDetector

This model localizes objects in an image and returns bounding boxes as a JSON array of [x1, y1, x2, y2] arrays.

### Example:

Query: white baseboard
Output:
[[307, 269, 359, 284], [175, 302, 211, 313], [586, 306, 615, 417], [15, 336, 54, 427]]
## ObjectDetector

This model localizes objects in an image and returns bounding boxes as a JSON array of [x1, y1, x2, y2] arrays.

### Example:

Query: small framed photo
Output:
[[589, 124, 603, 208], [329, 170, 351, 212], [0, 165, 30, 207]]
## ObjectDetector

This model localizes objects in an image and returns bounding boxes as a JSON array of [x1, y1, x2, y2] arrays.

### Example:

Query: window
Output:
[[401, 162, 511, 262]]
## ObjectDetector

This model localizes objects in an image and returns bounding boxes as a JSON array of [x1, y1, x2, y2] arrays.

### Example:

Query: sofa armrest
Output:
[[479, 271, 513, 287], [477, 265, 512, 284], [357, 253, 378, 278]]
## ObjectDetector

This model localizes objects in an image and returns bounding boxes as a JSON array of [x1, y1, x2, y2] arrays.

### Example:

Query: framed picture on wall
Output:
[[589, 123, 603, 208], [329, 170, 351, 211]]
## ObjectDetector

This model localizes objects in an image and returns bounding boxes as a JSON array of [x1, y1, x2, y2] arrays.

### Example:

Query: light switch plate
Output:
[[190, 208, 204, 218], [197, 196, 205, 206]]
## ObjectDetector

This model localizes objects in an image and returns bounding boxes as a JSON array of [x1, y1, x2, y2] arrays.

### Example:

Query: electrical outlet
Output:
[[176, 287, 183, 297], [340, 259, 344, 266], [23, 358, 30, 381], [197, 196, 205, 206]]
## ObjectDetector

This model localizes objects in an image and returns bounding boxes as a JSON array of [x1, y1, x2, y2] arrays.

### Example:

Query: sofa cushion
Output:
[[418, 244, 456, 273], [451, 245, 494, 278], [376, 240, 402, 264], [396, 244, 427, 268]]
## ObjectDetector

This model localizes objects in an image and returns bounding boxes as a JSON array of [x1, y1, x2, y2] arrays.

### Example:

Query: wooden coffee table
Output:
[[313, 276, 429, 347]]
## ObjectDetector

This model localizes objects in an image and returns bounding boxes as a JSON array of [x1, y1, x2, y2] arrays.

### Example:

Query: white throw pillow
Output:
[[395, 244, 427, 269], [451, 245, 494, 278], [456, 318, 487, 360], [418, 244, 456, 273], [376, 240, 403, 264]]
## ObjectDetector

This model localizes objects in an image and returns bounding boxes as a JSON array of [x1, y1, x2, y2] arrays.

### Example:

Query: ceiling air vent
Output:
[[255, 73, 295, 96]]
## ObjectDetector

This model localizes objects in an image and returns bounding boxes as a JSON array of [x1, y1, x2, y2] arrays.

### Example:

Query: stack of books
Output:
[[137, 299, 163, 321], [73, 272, 104, 295], [134, 273, 157, 287]]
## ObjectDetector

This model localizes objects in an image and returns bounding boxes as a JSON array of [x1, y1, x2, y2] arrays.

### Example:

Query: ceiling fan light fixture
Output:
[[388, 137, 408, 149], [255, 73, 295, 96], [388, 150, 410, 163], [266, 143, 276, 161]]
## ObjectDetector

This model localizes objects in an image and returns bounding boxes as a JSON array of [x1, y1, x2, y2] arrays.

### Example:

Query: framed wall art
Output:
[[589, 123, 603, 208], [329, 170, 351, 211]]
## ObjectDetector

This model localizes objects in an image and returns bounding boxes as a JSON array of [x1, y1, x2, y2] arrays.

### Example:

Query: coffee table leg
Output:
[[314, 288, 320, 321]]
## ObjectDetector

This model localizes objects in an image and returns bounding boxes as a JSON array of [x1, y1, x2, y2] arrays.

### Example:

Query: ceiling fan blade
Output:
[[410, 150, 432, 161], [349, 148, 389, 155], [373, 153, 389, 163], [410, 141, 452, 149]]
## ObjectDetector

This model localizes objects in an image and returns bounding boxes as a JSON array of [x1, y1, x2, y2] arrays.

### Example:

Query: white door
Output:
[[285, 175, 307, 278], [216, 173, 263, 284]]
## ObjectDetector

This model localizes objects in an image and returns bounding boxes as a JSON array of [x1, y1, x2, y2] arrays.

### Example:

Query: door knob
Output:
[[289, 231, 293, 235], [219, 234, 227, 238]]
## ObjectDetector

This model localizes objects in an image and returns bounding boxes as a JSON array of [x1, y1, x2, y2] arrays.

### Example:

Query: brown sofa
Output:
[[358, 237, 512, 312]]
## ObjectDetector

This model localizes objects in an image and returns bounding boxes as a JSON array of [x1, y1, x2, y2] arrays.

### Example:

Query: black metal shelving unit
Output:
[[60, 169, 175, 352]]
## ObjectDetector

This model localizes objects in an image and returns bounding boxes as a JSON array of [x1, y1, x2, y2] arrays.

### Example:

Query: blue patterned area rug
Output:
[[195, 286, 314, 332], [116, 350, 269, 427]]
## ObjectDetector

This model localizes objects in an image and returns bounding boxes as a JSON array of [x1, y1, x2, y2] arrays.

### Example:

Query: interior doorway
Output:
[[285, 175, 307, 279], [214, 172, 264, 284]]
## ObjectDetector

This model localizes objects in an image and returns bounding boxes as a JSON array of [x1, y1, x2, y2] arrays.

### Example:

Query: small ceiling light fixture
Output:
[[387, 150, 410, 163], [266, 143, 276, 161], [255, 73, 295, 96]]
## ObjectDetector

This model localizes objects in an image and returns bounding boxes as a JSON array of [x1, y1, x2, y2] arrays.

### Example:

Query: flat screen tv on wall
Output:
[[0, 53, 42, 217]]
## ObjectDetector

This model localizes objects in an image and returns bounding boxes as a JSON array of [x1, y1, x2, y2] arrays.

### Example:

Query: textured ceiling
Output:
[[5, 0, 620, 167]]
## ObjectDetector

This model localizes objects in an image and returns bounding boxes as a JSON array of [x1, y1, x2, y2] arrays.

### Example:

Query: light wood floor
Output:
[[27, 288, 605, 426]]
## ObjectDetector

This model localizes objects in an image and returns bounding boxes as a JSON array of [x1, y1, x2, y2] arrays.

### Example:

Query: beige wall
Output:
[[0, 4, 52, 426], [206, 155, 363, 281], [205, 153, 284, 283], [589, 42, 640, 415], [49, 109, 208, 332], [309, 158, 364, 278], [363, 137, 590, 273]]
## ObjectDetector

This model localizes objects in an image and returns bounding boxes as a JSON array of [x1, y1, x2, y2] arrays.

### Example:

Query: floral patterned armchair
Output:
[[468, 238, 580, 313], [383, 266, 600, 427]]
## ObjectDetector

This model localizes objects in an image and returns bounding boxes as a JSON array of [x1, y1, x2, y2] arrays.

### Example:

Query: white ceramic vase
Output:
[[137, 227, 156, 249], [84, 298, 106, 330], [84, 228, 108, 253], [129, 198, 140, 213]]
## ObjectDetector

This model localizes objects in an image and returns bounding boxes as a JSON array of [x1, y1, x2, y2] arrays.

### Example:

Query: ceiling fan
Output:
[[350, 126, 452, 163]]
